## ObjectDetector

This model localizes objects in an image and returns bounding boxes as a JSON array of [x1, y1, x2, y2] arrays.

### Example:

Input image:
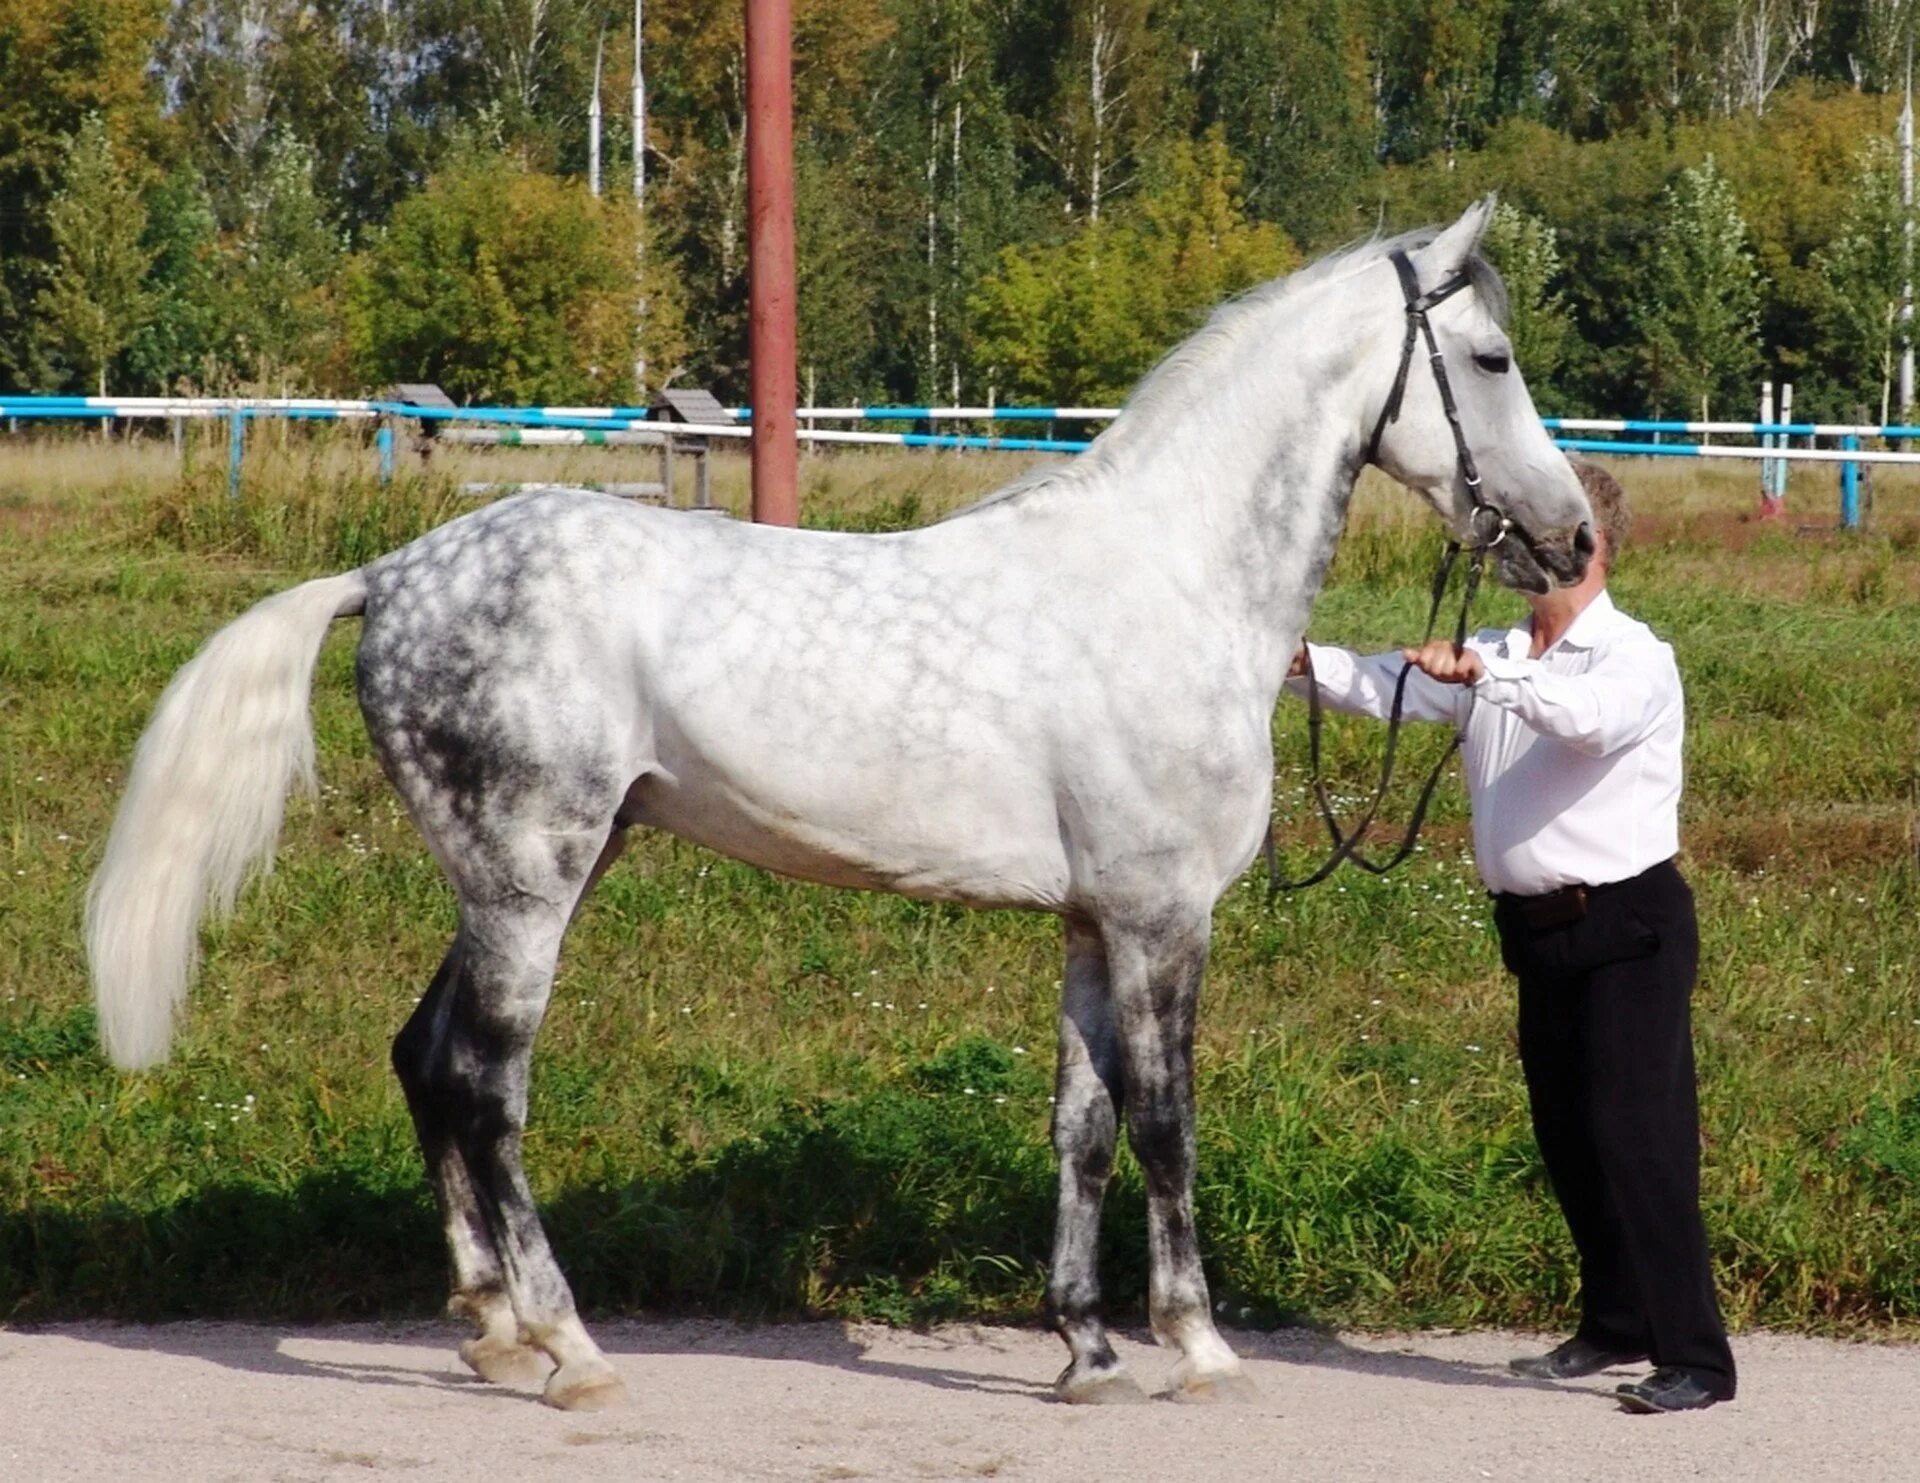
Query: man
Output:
[[1288, 460, 1735, 1413]]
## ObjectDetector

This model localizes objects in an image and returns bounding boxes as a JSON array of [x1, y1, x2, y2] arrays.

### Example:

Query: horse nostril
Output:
[[1574, 522, 1595, 558]]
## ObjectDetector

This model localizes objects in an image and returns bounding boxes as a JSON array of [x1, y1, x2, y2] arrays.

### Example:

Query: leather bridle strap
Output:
[[1364, 250, 1506, 547], [1264, 540, 1486, 894], [1266, 248, 1501, 895]]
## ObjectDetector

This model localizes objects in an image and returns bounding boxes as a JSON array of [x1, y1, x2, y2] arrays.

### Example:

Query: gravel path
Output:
[[3, 1320, 1912, 1482]]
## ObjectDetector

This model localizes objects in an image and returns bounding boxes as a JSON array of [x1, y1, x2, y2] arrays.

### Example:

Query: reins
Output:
[[1265, 247, 1514, 896]]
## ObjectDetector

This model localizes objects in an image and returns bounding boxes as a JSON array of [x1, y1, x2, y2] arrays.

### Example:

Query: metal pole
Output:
[[1841, 434, 1860, 526], [1759, 380, 1774, 513], [227, 409, 246, 500], [1777, 381, 1793, 506], [746, 0, 798, 526]]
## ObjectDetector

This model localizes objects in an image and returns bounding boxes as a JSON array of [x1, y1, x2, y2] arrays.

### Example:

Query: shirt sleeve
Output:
[[1285, 643, 1471, 726], [1471, 637, 1679, 757]]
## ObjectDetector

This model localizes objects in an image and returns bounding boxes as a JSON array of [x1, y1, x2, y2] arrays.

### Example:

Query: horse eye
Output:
[[1474, 352, 1511, 375]]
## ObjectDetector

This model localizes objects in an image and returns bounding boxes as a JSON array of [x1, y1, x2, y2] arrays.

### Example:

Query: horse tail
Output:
[[86, 571, 368, 1071]]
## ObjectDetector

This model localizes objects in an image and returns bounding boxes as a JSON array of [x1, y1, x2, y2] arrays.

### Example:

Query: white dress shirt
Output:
[[1288, 590, 1683, 897]]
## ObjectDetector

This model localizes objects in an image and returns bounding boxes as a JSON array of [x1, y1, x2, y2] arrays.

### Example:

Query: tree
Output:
[[1813, 134, 1907, 420], [969, 130, 1296, 404], [1172, 0, 1376, 248], [229, 132, 343, 389], [39, 114, 155, 395], [0, 0, 170, 385], [1032, 0, 1176, 221], [344, 153, 684, 405], [1636, 155, 1764, 419], [1479, 201, 1576, 407], [124, 164, 226, 392]]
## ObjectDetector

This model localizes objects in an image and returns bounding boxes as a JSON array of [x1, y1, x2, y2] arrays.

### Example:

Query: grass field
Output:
[[3, 430, 1917, 1336]]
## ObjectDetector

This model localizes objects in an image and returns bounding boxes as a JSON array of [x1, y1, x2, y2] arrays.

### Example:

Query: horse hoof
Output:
[[1161, 1362, 1260, 1405], [544, 1364, 628, 1411], [1055, 1365, 1149, 1405], [459, 1335, 549, 1387]]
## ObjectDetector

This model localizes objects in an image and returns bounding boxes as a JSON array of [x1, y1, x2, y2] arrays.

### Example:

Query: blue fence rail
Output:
[[0, 396, 1901, 526]]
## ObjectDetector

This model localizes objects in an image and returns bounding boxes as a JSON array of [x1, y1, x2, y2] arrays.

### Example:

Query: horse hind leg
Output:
[[393, 940, 545, 1387], [392, 828, 631, 1410], [1048, 918, 1146, 1404], [1103, 907, 1256, 1404]]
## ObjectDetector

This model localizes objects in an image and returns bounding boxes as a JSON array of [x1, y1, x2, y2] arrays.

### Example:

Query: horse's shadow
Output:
[[11, 1167, 1584, 1406], [42, 1316, 1582, 1409]]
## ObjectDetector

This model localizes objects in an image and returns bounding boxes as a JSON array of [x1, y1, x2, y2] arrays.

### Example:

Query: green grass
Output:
[[3, 438, 1918, 1335]]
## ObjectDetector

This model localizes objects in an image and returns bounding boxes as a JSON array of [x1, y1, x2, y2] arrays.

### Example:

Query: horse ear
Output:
[[1417, 195, 1497, 280]]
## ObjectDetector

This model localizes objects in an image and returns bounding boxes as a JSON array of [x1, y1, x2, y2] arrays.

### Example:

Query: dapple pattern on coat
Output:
[[86, 199, 1592, 1410]]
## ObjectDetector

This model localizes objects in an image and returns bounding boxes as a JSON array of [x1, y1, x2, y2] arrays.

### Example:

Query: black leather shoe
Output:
[[1616, 1367, 1729, 1413], [1509, 1336, 1648, 1380]]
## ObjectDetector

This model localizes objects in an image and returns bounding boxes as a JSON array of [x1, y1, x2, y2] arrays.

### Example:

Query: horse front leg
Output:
[[1105, 908, 1255, 1403], [1048, 917, 1145, 1403]]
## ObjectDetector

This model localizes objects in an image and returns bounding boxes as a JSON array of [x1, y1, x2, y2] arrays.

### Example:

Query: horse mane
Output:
[[947, 228, 1507, 520]]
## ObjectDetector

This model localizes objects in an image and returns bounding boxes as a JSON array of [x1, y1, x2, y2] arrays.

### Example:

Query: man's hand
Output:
[[1288, 644, 1309, 679], [1401, 639, 1485, 685]]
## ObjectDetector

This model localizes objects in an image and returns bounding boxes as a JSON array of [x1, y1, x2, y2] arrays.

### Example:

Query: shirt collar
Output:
[[1513, 588, 1617, 658]]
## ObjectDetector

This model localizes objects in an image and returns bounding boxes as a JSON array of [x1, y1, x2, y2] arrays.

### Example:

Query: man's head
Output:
[[1570, 459, 1629, 571]]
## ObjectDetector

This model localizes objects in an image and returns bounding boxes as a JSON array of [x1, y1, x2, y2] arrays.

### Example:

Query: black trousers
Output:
[[1493, 859, 1736, 1397]]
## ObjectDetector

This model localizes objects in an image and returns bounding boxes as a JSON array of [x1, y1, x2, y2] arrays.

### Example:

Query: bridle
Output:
[[1266, 248, 1509, 893], [1365, 249, 1513, 551]]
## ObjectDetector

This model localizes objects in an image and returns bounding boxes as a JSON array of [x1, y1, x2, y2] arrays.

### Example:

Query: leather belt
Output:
[[1500, 883, 1589, 930], [1497, 863, 1669, 931]]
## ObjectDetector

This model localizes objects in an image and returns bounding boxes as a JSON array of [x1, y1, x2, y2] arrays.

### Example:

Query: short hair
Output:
[[1570, 458, 1630, 566]]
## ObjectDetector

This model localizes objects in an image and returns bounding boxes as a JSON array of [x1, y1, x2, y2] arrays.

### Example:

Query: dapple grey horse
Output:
[[87, 199, 1590, 1409]]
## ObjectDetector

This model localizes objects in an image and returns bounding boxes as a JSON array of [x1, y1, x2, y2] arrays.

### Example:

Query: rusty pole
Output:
[[746, 0, 798, 526]]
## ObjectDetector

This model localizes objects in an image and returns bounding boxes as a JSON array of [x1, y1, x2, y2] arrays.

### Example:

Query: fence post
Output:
[[1840, 434, 1860, 527], [1776, 381, 1793, 506], [376, 421, 395, 484], [1759, 380, 1775, 509], [227, 408, 246, 500]]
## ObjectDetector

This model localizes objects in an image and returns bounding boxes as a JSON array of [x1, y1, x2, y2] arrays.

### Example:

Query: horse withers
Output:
[[87, 198, 1590, 1410]]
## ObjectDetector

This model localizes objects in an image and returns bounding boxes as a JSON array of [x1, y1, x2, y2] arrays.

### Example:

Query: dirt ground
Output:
[[2, 1320, 1913, 1482]]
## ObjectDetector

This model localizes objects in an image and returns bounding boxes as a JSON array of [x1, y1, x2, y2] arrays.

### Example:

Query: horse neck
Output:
[[1085, 285, 1379, 693]]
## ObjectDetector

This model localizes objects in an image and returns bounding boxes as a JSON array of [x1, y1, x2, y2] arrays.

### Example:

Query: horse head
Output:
[[1365, 197, 1593, 593]]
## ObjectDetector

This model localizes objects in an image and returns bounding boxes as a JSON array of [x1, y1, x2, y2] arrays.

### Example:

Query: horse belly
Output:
[[627, 738, 1072, 910]]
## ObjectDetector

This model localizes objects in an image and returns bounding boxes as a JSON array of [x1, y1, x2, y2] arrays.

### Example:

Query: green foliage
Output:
[[13, 6, 1920, 417], [228, 133, 343, 391], [1637, 155, 1764, 420], [969, 130, 1298, 403], [123, 164, 224, 392], [343, 153, 679, 405], [1813, 135, 1908, 423], [38, 113, 155, 396]]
